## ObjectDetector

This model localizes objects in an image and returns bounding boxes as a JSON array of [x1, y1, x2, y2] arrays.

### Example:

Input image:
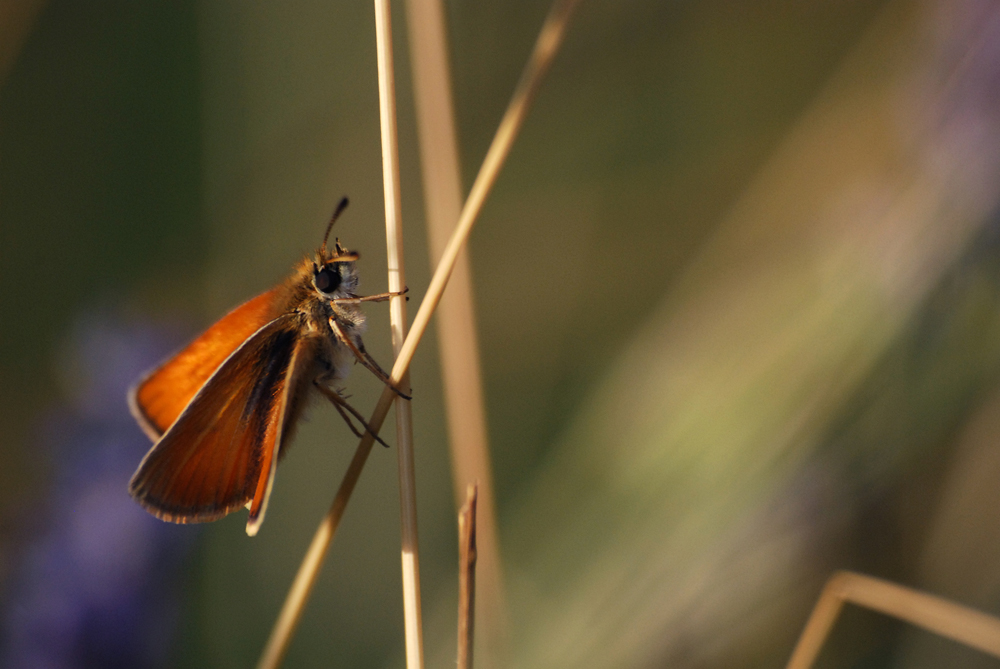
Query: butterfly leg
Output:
[[331, 287, 409, 305], [314, 382, 391, 448], [328, 316, 412, 400]]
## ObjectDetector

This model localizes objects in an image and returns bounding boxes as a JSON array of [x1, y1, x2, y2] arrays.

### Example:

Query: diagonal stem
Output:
[[256, 2, 580, 666]]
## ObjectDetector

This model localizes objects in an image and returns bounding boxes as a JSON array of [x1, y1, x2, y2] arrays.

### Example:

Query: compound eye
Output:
[[315, 266, 341, 293]]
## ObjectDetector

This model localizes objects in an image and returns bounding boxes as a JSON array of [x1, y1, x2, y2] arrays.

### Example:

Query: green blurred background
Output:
[[4, 0, 1000, 667]]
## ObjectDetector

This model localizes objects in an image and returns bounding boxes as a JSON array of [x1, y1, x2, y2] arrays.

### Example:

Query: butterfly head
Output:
[[312, 246, 359, 297]]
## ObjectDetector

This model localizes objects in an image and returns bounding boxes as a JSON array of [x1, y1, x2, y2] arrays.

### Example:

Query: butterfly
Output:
[[128, 198, 405, 536]]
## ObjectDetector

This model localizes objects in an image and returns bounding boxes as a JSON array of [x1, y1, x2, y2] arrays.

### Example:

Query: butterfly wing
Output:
[[129, 314, 316, 532], [129, 288, 282, 440]]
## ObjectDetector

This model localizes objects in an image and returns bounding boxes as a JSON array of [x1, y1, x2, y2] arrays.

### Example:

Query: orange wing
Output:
[[128, 315, 314, 531], [129, 288, 282, 440]]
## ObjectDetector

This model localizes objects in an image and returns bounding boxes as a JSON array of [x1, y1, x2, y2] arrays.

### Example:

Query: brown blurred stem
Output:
[[404, 0, 507, 661], [457, 484, 478, 669], [0, 0, 46, 88]]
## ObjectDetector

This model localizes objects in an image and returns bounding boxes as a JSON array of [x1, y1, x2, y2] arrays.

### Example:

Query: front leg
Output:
[[332, 287, 409, 305]]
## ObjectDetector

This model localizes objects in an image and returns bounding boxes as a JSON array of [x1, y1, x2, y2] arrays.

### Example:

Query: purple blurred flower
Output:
[[2, 311, 197, 669]]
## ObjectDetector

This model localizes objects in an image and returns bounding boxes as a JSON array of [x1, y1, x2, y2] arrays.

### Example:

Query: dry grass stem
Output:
[[786, 571, 1000, 669], [457, 484, 479, 669], [257, 1, 579, 665], [256, 431, 385, 669], [373, 0, 424, 666], [404, 0, 506, 660]]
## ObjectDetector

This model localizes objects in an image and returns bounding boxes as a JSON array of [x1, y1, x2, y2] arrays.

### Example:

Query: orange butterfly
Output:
[[128, 199, 404, 536]]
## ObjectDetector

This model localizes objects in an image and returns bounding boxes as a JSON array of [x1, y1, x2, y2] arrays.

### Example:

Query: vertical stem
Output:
[[403, 0, 506, 663], [457, 484, 479, 669], [374, 1, 424, 668]]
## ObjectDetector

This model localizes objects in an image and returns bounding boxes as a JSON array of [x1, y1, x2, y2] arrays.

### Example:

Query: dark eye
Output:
[[315, 266, 341, 293]]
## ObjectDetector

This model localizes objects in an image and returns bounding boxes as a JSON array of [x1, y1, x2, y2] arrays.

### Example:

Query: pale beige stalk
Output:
[[373, 0, 424, 666], [257, 2, 579, 666], [786, 571, 1000, 669], [403, 0, 506, 662]]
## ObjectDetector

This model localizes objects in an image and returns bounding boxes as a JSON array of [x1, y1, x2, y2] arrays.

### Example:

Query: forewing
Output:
[[128, 314, 303, 524], [130, 288, 282, 440]]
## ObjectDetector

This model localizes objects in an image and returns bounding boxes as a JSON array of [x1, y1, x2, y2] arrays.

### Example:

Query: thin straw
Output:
[[373, 0, 424, 666], [256, 2, 579, 666]]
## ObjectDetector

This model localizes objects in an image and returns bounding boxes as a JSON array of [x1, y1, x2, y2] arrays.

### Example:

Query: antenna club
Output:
[[320, 196, 351, 259]]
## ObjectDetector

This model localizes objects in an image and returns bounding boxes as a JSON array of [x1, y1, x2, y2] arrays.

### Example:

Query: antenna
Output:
[[320, 197, 350, 259]]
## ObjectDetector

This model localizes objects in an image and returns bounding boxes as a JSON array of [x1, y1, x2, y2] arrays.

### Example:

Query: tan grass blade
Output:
[[786, 571, 1000, 669]]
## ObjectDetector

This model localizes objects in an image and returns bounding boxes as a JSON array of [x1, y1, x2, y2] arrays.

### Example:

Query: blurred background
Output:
[[3, 0, 1000, 667]]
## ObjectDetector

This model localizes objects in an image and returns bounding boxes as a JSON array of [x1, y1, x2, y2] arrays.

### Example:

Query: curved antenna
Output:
[[320, 197, 350, 259]]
